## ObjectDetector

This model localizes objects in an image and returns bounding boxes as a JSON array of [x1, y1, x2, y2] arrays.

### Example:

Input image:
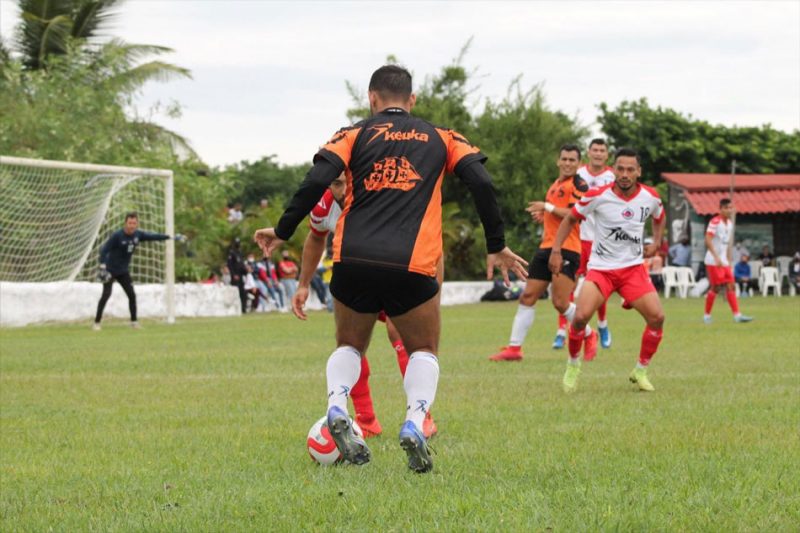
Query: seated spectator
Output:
[[227, 202, 244, 224], [668, 236, 691, 267], [758, 245, 774, 267], [790, 252, 800, 294], [734, 254, 757, 297]]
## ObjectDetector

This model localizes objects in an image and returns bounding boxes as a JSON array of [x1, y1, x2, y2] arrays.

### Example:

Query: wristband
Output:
[[544, 202, 555, 213]]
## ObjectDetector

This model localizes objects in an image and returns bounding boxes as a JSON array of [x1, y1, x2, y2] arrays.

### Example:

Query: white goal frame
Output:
[[0, 155, 176, 323]]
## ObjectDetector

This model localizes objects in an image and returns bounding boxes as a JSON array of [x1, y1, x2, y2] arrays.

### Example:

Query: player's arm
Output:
[[99, 233, 114, 266], [646, 214, 666, 258], [455, 160, 528, 284], [548, 211, 581, 274], [254, 159, 341, 255], [293, 230, 327, 320], [137, 230, 171, 242], [526, 201, 570, 219]]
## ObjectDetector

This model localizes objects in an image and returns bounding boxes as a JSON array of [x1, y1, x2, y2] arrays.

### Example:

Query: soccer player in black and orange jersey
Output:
[[489, 145, 598, 362], [254, 65, 527, 473]]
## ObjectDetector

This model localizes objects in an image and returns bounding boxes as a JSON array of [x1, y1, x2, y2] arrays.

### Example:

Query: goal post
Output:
[[0, 155, 175, 323]]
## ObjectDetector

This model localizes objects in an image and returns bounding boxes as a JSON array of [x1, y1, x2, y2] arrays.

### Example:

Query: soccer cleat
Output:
[[629, 367, 655, 392], [355, 414, 383, 439], [562, 363, 581, 393], [130, 321, 141, 329], [583, 330, 599, 361], [598, 326, 611, 348], [703, 315, 712, 325], [422, 411, 438, 439], [552, 333, 566, 350], [734, 314, 754, 323], [92, 323, 101, 331], [326, 405, 371, 465], [489, 345, 523, 362], [399, 420, 433, 473]]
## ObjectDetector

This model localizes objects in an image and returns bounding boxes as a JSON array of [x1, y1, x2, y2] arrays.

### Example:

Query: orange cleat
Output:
[[489, 346, 523, 362], [355, 415, 383, 438], [422, 411, 438, 439], [583, 330, 598, 361]]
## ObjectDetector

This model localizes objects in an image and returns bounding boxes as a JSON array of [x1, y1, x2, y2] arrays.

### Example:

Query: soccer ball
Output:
[[306, 415, 363, 465]]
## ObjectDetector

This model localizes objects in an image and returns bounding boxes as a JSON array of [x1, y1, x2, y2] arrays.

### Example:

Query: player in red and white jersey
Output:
[[703, 198, 753, 324], [295, 173, 439, 439], [553, 138, 616, 353], [549, 147, 666, 393]]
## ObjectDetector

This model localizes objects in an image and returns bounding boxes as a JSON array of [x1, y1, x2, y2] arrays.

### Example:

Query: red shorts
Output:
[[707, 265, 734, 286], [577, 240, 592, 276], [585, 264, 656, 303]]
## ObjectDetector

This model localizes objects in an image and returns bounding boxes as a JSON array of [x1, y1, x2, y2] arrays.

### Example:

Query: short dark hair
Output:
[[125, 212, 138, 221], [614, 147, 640, 165], [559, 143, 581, 159], [720, 198, 732, 208], [588, 138, 607, 148], [369, 65, 412, 99]]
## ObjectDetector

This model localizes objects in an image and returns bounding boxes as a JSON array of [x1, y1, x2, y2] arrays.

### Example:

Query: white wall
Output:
[[0, 281, 499, 327]]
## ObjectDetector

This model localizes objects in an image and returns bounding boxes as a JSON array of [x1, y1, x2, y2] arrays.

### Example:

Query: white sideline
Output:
[[0, 281, 496, 327]]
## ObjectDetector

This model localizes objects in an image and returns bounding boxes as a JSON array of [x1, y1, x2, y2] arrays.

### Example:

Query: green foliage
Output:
[[1, 298, 798, 530], [598, 98, 800, 180]]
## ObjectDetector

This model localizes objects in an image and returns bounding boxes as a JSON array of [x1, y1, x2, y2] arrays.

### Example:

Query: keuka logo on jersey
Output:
[[365, 157, 423, 192], [366, 123, 429, 144]]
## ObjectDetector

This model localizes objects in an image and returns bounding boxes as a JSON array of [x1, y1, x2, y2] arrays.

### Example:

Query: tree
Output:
[[598, 98, 800, 180]]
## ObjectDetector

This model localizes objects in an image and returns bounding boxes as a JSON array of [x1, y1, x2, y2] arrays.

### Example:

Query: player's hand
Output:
[[486, 247, 529, 287], [548, 249, 563, 275], [292, 285, 310, 320], [531, 211, 544, 223], [644, 243, 659, 258], [253, 227, 284, 257], [526, 201, 545, 215]]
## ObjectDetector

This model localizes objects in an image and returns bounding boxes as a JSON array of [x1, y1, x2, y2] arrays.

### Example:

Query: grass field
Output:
[[1, 296, 798, 531]]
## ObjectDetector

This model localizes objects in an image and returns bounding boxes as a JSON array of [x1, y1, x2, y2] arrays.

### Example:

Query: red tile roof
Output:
[[662, 173, 800, 215]]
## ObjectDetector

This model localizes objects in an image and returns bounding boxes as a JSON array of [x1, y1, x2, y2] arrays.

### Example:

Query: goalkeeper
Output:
[[93, 212, 171, 330]]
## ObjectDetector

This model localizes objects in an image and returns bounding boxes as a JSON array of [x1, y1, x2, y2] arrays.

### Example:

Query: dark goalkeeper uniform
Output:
[[275, 107, 507, 315]]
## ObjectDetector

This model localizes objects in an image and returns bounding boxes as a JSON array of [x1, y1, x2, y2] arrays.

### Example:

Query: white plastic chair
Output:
[[776, 256, 792, 292], [748, 261, 762, 287], [759, 267, 781, 297], [661, 267, 679, 298], [675, 267, 695, 298]]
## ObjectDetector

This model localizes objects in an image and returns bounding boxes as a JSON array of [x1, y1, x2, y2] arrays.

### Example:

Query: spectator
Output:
[[227, 238, 248, 313], [646, 250, 665, 293], [658, 237, 669, 264], [221, 264, 231, 285], [758, 245, 774, 267], [263, 255, 286, 311], [243, 263, 261, 311], [733, 241, 750, 265], [734, 254, 756, 297], [277, 250, 299, 301], [789, 252, 800, 294], [668, 236, 691, 267], [227, 202, 244, 224]]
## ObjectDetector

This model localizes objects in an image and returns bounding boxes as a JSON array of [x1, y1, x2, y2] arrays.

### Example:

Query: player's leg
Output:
[[704, 266, 722, 323], [350, 353, 382, 437], [94, 279, 114, 328], [551, 252, 599, 361], [624, 267, 664, 392], [562, 274, 607, 393], [489, 276, 548, 361], [597, 300, 611, 348], [553, 292, 572, 349], [723, 270, 753, 322], [117, 273, 138, 327]]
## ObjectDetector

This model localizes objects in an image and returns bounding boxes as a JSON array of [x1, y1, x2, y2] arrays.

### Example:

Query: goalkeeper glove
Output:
[[97, 264, 112, 283]]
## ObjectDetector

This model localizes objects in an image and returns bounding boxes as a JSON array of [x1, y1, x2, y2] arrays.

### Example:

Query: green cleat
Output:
[[562, 362, 581, 393], [629, 367, 655, 392]]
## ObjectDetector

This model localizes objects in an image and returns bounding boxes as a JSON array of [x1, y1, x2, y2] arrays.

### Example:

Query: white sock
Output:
[[326, 346, 361, 413], [509, 304, 535, 347], [404, 352, 439, 429], [636, 362, 648, 369], [556, 328, 566, 337], [597, 319, 608, 328], [584, 324, 592, 336], [562, 302, 576, 324]]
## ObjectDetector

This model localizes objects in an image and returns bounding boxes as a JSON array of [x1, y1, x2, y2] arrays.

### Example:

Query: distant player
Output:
[[552, 138, 615, 352], [490, 144, 596, 362], [293, 174, 438, 439], [703, 198, 753, 324], [93, 212, 171, 330], [549, 147, 666, 392]]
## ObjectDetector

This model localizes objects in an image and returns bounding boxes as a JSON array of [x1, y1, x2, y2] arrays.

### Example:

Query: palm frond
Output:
[[71, 0, 122, 39], [107, 60, 192, 92]]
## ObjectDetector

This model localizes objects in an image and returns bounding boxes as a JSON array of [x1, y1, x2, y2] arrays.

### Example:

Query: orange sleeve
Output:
[[436, 128, 485, 174], [315, 126, 361, 169]]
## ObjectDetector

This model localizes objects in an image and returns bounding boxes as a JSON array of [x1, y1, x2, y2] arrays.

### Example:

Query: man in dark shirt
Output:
[[93, 212, 170, 330], [254, 65, 527, 473]]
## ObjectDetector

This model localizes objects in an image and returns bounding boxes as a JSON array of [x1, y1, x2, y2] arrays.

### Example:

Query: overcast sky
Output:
[[2, 1, 798, 168]]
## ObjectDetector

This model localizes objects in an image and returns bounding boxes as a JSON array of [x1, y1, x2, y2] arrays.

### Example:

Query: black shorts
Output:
[[528, 248, 581, 282], [330, 262, 439, 317]]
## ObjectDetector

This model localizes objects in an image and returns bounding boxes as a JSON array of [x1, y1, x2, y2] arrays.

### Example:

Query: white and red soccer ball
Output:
[[306, 416, 363, 465]]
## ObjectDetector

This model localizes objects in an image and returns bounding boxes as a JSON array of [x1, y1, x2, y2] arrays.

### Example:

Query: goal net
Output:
[[0, 155, 175, 322]]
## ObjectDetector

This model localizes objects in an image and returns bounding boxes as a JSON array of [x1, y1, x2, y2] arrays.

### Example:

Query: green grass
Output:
[[1, 296, 798, 531]]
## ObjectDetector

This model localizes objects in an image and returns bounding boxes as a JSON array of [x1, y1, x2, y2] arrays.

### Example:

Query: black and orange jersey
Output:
[[301, 107, 492, 277], [540, 174, 588, 253]]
